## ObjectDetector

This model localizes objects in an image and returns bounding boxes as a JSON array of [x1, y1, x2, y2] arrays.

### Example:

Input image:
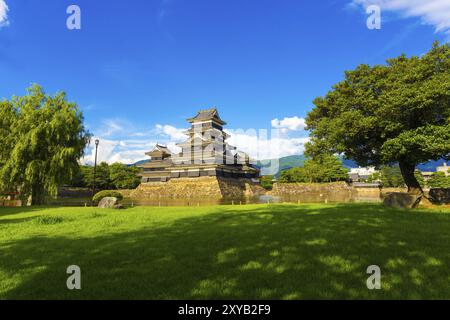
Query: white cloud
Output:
[[81, 121, 186, 165], [155, 124, 186, 141], [352, 0, 450, 37], [81, 137, 153, 165], [100, 119, 125, 137], [271, 116, 307, 132], [226, 129, 309, 175], [227, 130, 309, 160], [0, 0, 9, 27]]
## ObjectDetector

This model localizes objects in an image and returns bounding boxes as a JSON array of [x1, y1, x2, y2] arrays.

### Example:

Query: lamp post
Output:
[[92, 139, 100, 202]]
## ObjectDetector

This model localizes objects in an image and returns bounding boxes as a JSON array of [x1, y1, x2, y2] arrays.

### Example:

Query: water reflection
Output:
[[121, 192, 381, 207], [45, 191, 381, 207]]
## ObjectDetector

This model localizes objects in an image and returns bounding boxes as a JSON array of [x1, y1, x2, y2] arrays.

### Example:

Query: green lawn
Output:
[[0, 203, 449, 299]]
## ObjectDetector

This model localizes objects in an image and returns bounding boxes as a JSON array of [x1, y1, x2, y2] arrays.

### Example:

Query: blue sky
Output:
[[0, 0, 449, 163]]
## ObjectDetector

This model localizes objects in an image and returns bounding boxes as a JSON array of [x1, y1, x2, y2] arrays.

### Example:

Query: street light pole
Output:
[[92, 139, 100, 202]]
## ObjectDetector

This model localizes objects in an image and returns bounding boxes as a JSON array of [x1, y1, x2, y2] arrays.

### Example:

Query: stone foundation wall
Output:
[[270, 182, 357, 202], [355, 187, 382, 197], [270, 182, 385, 202], [429, 188, 450, 204], [131, 177, 264, 199], [271, 182, 355, 195], [381, 187, 408, 194]]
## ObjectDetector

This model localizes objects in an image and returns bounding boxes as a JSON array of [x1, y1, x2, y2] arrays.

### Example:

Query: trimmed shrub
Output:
[[93, 190, 123, 203]]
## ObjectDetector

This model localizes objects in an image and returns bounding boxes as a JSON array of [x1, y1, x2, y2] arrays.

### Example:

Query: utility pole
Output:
[[92, 139, 100, 204]]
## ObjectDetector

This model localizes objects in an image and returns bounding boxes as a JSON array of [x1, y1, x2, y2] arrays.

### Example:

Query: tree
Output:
[[428, 172, 450, 188], [109, 163, 141, 189], [81, 163, 112, 190], [280, 167, 307, 183], [368, 166, 425, 188], [0, 85, 91, 205], [279, 155, 348, 183], [306, 42, 450, 196], [260, 175, 275, 190], [317, 154, 349, 182], [367, 171, 381, 183], [68, 166, 86, 188], [378, 165, 405, 187], [414, 170, 425, 189], [70, 163, 141, 190], [0, 101, 17, 187]]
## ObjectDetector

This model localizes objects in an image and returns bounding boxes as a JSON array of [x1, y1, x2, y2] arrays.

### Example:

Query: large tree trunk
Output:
[[398, 160, 423, 195], [31, 184, 47, 205]]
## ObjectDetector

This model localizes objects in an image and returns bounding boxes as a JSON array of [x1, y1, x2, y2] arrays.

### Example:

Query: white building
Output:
[[348, 166, 378, 181], [436, 162, 449, 176]]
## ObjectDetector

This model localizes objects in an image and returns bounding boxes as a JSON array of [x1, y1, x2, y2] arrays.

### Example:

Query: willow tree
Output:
[[0, 84, 91, 205], [306, 42, 450, 196]]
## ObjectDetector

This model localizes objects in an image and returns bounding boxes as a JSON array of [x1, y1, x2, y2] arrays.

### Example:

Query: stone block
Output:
[[429, 188, 450, 204], [383, 192, 421, 208], [98, 197, 119, 209]]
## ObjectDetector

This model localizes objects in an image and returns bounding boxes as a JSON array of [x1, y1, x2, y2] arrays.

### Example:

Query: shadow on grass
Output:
[[0, 204, 449, 299], [0, 206, 72, 225], [0, 206, 50, 217]]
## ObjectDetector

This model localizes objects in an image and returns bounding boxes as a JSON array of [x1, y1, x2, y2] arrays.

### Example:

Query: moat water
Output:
[[46, 192, 381, 207], [122, 192, 381, 206]]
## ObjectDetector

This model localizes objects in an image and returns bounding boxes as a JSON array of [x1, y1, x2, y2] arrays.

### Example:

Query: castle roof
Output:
[[145, 144, 172, 157], [187, 108, 226, 125]]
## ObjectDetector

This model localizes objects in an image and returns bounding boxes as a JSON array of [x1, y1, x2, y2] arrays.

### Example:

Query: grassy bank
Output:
[[0, 204, 449, 299]]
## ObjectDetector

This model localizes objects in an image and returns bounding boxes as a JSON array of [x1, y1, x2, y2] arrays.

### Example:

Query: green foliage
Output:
[[367, 165, 426, 188], [366, 171, 381, 183], [93, 190, 124, 203], [260, 175, 274, 190], [414, 170, 425, 188], [69, 167, 86, 188], [305, 42, 450, 192], [70, 163, 141, 190], [428, 172, 450, 188], [0, 84, 91, 204], [279, 155, 348, 183], [81, 162, 112, 190], [280, 167, 305, 183], [109, 163, 141, 189], [379, 165, 405, 188]]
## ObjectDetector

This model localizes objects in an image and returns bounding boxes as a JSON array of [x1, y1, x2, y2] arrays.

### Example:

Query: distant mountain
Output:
[[256, 155, 306, 177], [256, 154, 360, 176], [132, 159, 150, 167]]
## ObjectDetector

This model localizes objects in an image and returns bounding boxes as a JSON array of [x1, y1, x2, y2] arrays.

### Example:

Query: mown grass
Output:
[[0, 203, 449, 299]]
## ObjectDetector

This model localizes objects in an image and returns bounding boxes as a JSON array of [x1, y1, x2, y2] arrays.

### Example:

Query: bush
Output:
[[260, 175, 274, 190], [93, 190, 124, 203]]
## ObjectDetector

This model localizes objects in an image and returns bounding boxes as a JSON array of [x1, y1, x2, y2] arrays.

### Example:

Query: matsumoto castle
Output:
[[139, 108, 260, 183]]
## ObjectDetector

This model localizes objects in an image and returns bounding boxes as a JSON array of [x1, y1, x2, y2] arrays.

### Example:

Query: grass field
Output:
[[0, 203, 449, 299]]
